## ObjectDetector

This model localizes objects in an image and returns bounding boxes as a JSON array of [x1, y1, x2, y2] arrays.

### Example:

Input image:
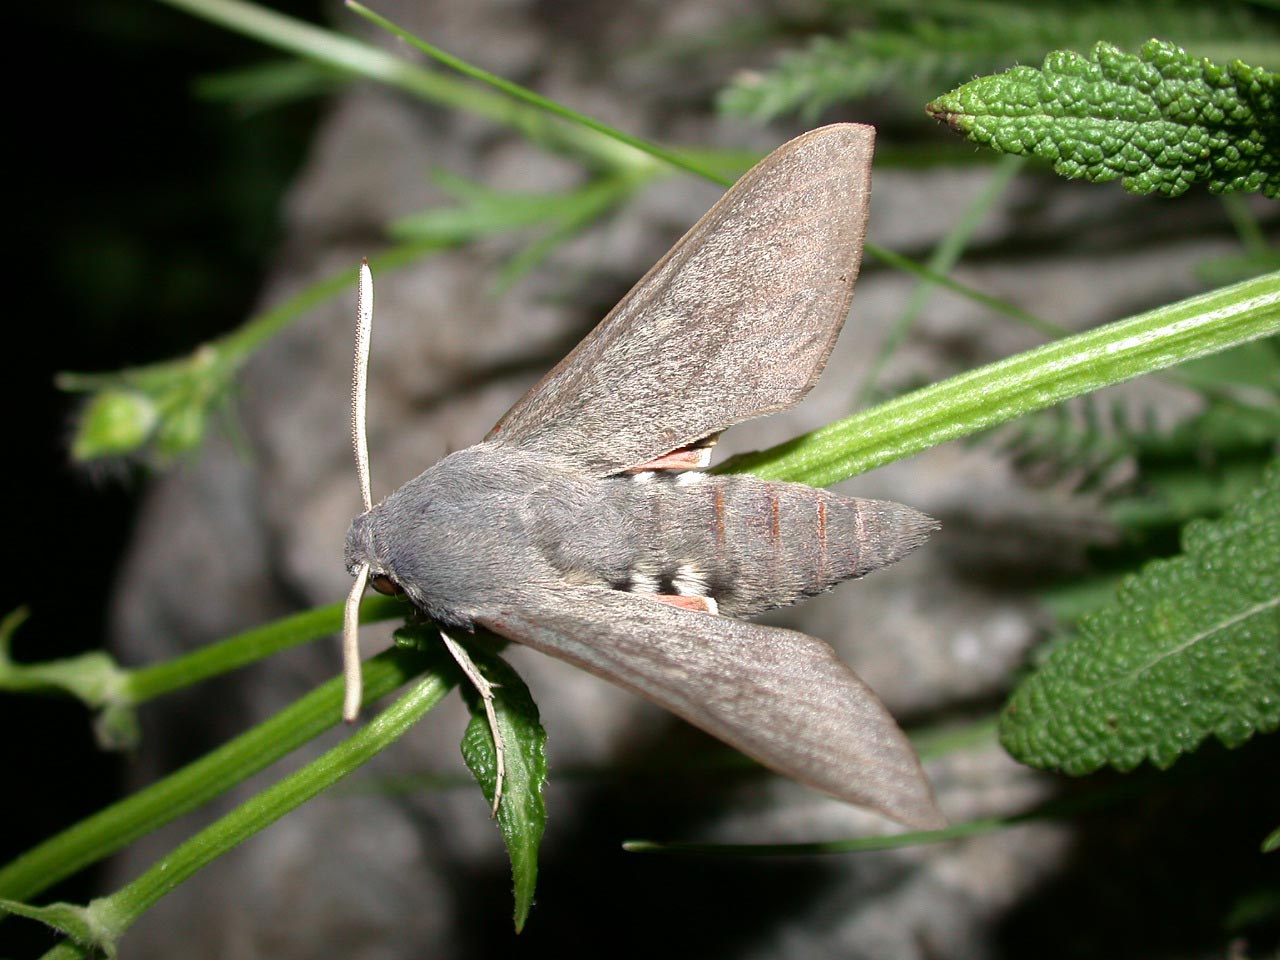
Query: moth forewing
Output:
[[485, 123, 877, 474], [342, 123, 943, 828]]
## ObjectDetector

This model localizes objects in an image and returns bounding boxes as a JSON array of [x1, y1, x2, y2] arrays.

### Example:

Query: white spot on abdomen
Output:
[[672, 562, 708, 597]]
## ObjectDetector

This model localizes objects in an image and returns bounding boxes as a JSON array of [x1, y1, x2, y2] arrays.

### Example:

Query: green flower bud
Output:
[[71, 390, 159, 462]]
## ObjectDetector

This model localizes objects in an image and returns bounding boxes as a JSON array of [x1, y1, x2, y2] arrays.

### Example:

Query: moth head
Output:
[[343, 510, 405, 597], [369, 573, 404, 596], [339, 268, 463, 715]]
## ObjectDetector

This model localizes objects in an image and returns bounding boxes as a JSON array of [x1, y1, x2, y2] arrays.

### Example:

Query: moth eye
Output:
[[369, 574, 404, 597]]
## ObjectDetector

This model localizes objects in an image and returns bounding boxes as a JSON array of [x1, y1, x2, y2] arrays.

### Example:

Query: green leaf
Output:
[[194, 59, 347, 110], [391, 172, 590, 244], [718, 2, 1280, 123], [927, 39, 1280, 197], [455, 644, 547, 933], [391, 171, 641, 286], [1265, 825, 1280, 852], [1001, 459, 1280, 774], [1224, 884, 1280, 930], [1107, 455, 1275, 532]]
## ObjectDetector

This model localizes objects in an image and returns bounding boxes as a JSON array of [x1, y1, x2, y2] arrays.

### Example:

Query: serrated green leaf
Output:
[[1001, 459, 1280, 774], [927, 39, 1280, 197], [455, 644, 547, 933], [718, 2, 1279, 123]]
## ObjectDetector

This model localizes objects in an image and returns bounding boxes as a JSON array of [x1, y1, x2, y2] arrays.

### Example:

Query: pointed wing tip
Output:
[[794, 123, 876, 172], [826, 768, 946, 832], [891, 797, 948, 833], [918, 811, 949, 832], [803, 122, 876, 147]]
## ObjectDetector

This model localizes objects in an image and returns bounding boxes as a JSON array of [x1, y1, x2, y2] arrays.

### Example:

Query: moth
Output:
[[343, 123, 944, 830]]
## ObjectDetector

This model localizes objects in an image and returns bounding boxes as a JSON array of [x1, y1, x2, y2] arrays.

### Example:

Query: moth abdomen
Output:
[[619, 473, 936, 618]]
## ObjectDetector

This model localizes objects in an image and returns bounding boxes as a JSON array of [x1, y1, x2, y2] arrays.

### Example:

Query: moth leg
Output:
[[440, 630, 505, 817], [645, 594, 719, 615]]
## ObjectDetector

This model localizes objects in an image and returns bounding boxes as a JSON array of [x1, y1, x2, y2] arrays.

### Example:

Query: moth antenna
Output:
[[352, 259, 374, 514], [440, 630, 505, 817], [342, 563, 370, 723], [344, 259, 374, 723]]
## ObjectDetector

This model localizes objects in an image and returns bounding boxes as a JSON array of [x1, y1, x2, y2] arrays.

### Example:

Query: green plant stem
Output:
[[866, 243, 1063, 337], [345, 2, 728, 185], [911, 716, 1000, 762], [161, 0, 1009, 301], [0, 645, 436, 907], [215, 246, 432, 367], [153, 0, 648, 173], [107, 663, 449, 943], [722, 271, 1280, 486], [622, 779, 1145, 856], [30, 654, 454, 960], [126, 594, 404, 703], [59, 244, 433, 396], [38, 939, 84, 960]]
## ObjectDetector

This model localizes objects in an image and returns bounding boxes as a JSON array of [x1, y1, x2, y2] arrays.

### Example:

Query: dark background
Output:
[[5, 4, 322, 956]]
